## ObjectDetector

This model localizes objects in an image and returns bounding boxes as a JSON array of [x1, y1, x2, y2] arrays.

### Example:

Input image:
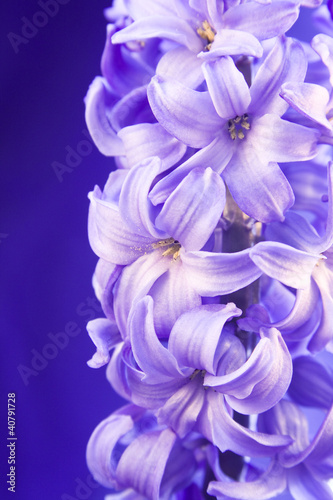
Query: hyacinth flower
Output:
[[88, 156, 262, 337], [86, 299, 293, 458], [85, 18, 187, 169], [86, 404, 205, 500], [111, 0, 300, 88], [249, 163, 333, 352], [147, 36, 320, 222]]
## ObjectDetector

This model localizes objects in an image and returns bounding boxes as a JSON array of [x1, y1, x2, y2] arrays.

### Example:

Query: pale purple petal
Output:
[[112, 17, 202, 52], [88, 186, 154, 265], [157, 376, 206, 437], [182, 249, 262, 296], [118, 123, 187, 170], [128, 296, 184, 381], [148, 259, 202, 338], [87, 318, 122, 368], [312, 33, 333, 87], [92, 258, 123, 321], [203, 57, 251, 119], [168, 303, 241, 375], [223, 2, 299, 40], [207, 460, 287, 500], [124, 0, 179, 19], [149, 136, 233, 205], [288, 463, 333, 500], [155, 167, 225, 251], [309, 262, 333, 352], [281, 82, 332, 131], [113, 251, 171, 337], [250, 241, 321, 289], [119, 156, 167, 239], [116, 427, 177, 499], [199, 29, 263, 59], [86, 407, 137, 489], [156, 47, 204, 89], [206, 327, 292, 414], [85, 77, 125, 156], [249, 36, 307, 117], [253, 114, 320, 163], [222, 153, 294, 223], [197, 391, 292, 457], [147, 76, 220, 148]]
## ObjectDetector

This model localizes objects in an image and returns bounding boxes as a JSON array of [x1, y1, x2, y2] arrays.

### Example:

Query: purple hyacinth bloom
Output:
[[147, 36, 320, 222], [86, 403, 203, 500], [111, 0, 300, 88], [207, 397, 333, 499], [250, 163, 333, 352], [87, 299, 293, 458], [88, 156, 261, 337]]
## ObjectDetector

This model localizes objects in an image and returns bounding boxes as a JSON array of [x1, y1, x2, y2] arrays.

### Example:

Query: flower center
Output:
[[197, 20, 216, 50], [152, 237, 181, 260], [227, 114, 250, 140]]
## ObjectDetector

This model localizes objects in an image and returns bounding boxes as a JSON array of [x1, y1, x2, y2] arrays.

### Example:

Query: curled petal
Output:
[[202, 57, 251, 119], [85, 77, 124, 156], [207, 459, 287, 500], [118, 123, 187, 171], [87, 318, 122, 368], [206, 328, 292, 414], [168, 303, 242, 375], [199, 29, 263, 59], [155, 167, 225, 251], [182, 249, 262, 296], [147, 76, 220, 148], [197, 391, 292, 457], [249, 241, 321, 289]]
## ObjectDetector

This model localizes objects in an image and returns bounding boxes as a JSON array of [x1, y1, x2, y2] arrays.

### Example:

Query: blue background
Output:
[[1, 1, 124, 499]]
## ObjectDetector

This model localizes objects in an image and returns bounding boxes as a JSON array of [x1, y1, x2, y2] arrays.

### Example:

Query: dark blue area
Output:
[[1, 1, 124, 499]]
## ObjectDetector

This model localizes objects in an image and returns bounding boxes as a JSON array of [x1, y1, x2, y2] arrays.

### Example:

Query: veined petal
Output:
[[253, 114, 320, 163], [197, 392, 292, 457], [149, 136, 233, 205], [207, 459, 287, 500], [222, 152, 294, 223], [155, 167, 225, 251], [148, 259, 202, 338], [288, 464, 333, 500], [250, 241, 321, 289], [101, 24, 153, 96], [118, 123, 187, 170], [281, 82, 332, 131], [202, 57, 251, 119], [249, 36, 307, 117], [309, 263, 333, 352], [88, 186, 154, 265], [86, 407, 137, 489], [312, 33, 333, 87], [156, 48, 204, 89], [157, 376, 206, 437], [113, 251, 171, 338], [206, 328, 292, 414], [223, 1, 299, 40], [112, 17, 203, 52], [147, 76, 220, 148], [199, 29, 263, 59], [182, 249, 262, 296], [116, 427, 177, 500], [128, 296, 184, 381], [85, 77, 124, 156], [87, 318, 122, 368], [119, 157, 166, 239], [168, 303, 241, 375]]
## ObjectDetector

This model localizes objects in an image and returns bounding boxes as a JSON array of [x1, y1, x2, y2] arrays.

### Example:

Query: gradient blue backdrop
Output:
[[1, 1, 124, 499]]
